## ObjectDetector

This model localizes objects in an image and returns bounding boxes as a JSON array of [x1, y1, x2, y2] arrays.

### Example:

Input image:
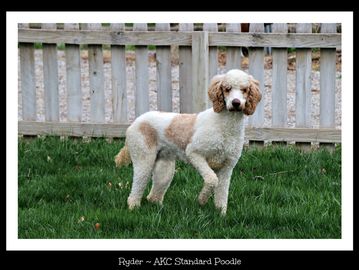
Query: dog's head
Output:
[[208, 69, 262, 115]]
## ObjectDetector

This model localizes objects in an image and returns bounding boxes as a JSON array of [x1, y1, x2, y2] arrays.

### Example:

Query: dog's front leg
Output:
[[214, 164, 235, 215], [186, 151, 218, 206]]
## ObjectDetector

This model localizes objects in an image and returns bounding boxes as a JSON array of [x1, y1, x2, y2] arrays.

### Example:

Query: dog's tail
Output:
[[114, 143, 132, 167]]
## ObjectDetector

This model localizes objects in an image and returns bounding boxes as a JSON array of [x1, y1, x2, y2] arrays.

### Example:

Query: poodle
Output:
[[115, 69, 262, 215]]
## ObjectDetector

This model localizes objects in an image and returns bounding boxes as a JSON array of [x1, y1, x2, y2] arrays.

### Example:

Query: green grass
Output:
[[32, 43, 65, 50], [18, 137, 341, 239], [125, 45, 156, 51]]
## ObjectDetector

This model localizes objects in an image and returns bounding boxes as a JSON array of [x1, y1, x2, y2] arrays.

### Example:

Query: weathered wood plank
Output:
[[42, 23, 59, 122], [192, 31, 209, 112], [296, 23, 312, 128], [155, 23, 172, 112], [83, 24, 105, 123], [64, 23, 82, 122], [203, 23, 218, 81], [271, 23, 288, 128], [226, 24, 242, 70], [134, 23, 149, 117], [211, 32, 340, 48], [19, 23, 36, 121], [246, 127, 341, 143], [320, 23, 337, 128], [18, 121, 341, 143], [19, 121, 128, 137], [19, 29, 192, 46], [179, 23, 193, 113], [19, 29, 341, 48], [248, 23, 265, 127], [110, 23, 128, 123]]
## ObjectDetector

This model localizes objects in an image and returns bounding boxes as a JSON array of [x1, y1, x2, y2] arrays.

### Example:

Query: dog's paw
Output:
[[146, 194, 163, 205], [218, 206, 227, 216], [127, 197, 141, 210], [214, 199, 228, 216], [198, 192, 209, 206]]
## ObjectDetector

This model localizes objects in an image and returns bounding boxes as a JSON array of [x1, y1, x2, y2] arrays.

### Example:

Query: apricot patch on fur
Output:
[[207, 160, 225, 170], [139, 122, 157, 148], [165, 114, 197, 150]]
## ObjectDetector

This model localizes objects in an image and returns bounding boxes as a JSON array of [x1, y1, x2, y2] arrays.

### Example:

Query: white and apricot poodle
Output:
[[115, 69, 262, 215]]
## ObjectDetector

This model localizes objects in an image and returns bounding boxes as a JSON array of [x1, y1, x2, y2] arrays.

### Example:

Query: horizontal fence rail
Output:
[[18, 30, 341, 48], [19, 122, 341, 143], [18, 23, 341, 145]]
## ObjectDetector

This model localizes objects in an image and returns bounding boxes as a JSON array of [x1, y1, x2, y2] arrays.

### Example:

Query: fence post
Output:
[[192, 31, 209, 113], [19, 23, 36, 121], [110, 23, 128, 123], [295, 23, 312, 149], [83, 23, 105, 123], [179, 23, 193, 113], [155, 23, 172, 112], [133, 23, 149, 117], [42, 23, 59, 122], [271, 23, 288, 131], [226, 23, 242, 70], [203, 23, 218, 81], [320, 23, 337, 150], [248, 23, 265, 129], [64, 23, 82, 122]]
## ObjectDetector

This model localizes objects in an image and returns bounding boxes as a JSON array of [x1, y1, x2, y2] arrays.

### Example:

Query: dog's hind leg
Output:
[[147, 159, 175, 205], [127, 154, 157, 210]]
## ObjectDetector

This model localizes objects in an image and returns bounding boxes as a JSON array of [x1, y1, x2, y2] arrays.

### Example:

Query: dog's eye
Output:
[[224, 85, 232, 92]]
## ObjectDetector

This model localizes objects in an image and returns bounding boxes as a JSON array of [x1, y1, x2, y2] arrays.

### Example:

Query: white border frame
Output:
[[7, 11, 353, 250]]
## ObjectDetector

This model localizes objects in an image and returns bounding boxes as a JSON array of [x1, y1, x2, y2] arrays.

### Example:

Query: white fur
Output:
[[119, 69, 257, 215], [225, 69, 250, 89]]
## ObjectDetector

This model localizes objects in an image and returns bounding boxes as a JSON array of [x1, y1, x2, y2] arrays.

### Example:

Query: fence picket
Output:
[[226, 23, 242, 70], [248, 23, 265, 128], [134, 23, 149, 117], [64, 23, 82, 122], [155, 23, 172, 112], [192, 31, 209, 113], [295, 23, 312, 129], [110, 23, 128, 123], [178, 23, 193, 113], [272, 23, 288, 128], [19, 23, 36, 121], [320, 24, 336, 128], [42, 23, 59, 122], [83, 23, 105, 123]]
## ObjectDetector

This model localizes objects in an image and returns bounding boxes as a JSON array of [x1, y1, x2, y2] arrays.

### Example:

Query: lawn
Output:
[[18, 136, 341, 239]]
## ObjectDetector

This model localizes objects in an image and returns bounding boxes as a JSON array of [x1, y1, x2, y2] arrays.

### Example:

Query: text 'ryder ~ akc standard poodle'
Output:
[[115, 69, 262, 215]]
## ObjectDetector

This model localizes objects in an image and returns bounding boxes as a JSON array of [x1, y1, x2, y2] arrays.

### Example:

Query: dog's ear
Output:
[[243, 75, 262, 115], [208, 74, 226, 113]]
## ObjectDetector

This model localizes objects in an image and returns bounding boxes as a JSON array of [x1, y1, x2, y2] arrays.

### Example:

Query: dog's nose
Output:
[[232, 98, 241, 109]]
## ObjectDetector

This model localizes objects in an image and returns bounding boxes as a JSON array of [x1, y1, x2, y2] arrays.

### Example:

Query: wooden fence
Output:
[[18, 23, 341, 144]]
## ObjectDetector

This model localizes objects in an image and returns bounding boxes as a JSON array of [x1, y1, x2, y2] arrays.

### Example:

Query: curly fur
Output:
[[114, 144, 131, 167], [208, 75, 226, 113], [243, 76, 262, 115], [208, 71, 261, 115], [115, 69, 261, 215]]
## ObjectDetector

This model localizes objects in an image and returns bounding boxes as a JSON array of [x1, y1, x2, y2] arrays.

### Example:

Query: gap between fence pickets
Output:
[[18, 121, 341, 143], [18, 29, 341, 48]]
